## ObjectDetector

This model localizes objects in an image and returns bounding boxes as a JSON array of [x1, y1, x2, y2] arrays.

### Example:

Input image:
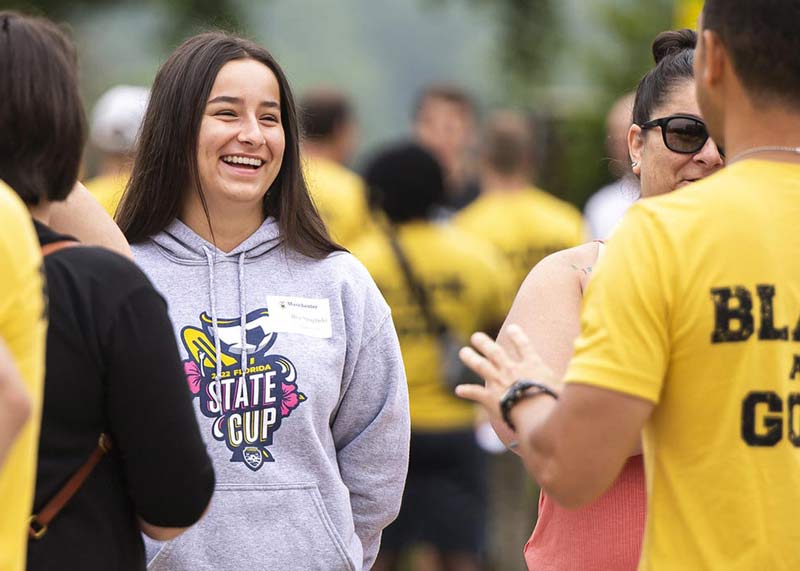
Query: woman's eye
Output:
[[260, 115, 278, 123], [215, 110, 236, 117]]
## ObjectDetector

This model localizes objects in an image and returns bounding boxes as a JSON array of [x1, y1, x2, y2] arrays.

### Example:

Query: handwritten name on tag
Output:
[[267, 296, 332, 339]]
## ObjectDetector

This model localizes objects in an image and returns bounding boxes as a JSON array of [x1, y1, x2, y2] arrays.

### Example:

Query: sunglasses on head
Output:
[[638, 114, 721, 156]]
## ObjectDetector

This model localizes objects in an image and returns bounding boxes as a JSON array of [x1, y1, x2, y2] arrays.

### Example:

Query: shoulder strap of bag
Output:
[[30, 240, 112, 540], [29, 434, 112, 539], [384, 225, 447, 337], [40, 240, 80, 257]]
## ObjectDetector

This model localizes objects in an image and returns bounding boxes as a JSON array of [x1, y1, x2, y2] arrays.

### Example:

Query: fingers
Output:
[[458, 346, 499, 384], [454, 383, 496, 410], [470, 331, 513, 373], [506, 324, 533, 361]]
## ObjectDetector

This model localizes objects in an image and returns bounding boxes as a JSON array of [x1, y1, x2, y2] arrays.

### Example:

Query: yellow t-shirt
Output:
[[565, 160, 800, 570], [352, 222, 514, 430], [302, 156, 374, 249], [455, 187, 586, 295], [84, 173, 128, 218], [0, 181, 46, 571]]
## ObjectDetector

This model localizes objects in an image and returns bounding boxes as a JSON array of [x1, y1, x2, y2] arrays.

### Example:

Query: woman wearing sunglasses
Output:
[[484, 29, 723, 571]]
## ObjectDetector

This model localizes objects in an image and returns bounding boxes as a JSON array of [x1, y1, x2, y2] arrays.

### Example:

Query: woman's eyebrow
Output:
[[207, 95, 279, 109]]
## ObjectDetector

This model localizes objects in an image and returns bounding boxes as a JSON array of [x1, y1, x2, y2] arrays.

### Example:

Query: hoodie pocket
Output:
[[148, 483, 356, 571]]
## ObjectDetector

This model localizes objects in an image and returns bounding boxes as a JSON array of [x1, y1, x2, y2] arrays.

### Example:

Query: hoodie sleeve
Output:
[[331, 310, 410, 570]]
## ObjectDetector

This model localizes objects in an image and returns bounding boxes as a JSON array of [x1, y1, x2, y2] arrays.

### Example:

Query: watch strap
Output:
[[500, 380, 559, 432]]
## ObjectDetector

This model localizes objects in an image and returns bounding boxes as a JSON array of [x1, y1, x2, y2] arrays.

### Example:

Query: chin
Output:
[[220, 180, 270, 198]]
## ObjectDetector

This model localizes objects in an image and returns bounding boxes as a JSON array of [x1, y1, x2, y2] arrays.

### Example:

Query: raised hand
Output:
[[455, 324, 559, 423]]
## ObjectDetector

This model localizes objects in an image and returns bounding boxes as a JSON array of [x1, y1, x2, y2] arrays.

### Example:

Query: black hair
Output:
[[703, 0, 800, 107], [299, 90, 352, 140], [117, 31, 342, 259], [364, 142, 445, 223], [0, 11, 86, 204], [632, 29, 697, 125]]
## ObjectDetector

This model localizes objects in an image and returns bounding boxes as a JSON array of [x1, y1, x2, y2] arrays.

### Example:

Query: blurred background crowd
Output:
[[6, 0, 703, 569]]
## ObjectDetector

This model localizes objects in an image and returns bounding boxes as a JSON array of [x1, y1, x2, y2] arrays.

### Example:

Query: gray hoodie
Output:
[[132, 218, 410, 571]]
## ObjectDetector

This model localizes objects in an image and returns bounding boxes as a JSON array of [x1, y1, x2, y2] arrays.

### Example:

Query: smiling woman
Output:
[[116, 31, 410, 571], [190, 59, 286, 249]]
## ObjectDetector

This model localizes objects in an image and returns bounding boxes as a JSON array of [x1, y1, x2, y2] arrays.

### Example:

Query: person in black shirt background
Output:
[[0, 11, 215, 570]]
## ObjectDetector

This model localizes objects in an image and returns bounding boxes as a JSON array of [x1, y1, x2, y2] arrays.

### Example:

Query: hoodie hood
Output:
[[150, 217, 283, 265]]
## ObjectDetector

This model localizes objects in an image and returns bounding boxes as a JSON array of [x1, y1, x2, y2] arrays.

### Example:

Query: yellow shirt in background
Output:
[[352, 222, 513, 431], [455, 187, 585, 295], [565, 160, 800, 570], [303, 156, 374, 249], [0, 181, 46, 571], [84, 173, 128, 218]]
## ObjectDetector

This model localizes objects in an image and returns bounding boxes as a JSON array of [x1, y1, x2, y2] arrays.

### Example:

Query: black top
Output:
[[27, 223, 214, 571]]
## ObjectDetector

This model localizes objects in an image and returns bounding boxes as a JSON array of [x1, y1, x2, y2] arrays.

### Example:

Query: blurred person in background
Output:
[[458, 0, 800, 564], [413, 84, 480, 212], [299, 87, 373, 248], [583, 92, 639, 239], [477, 30, 722, 571], [354, 142, 512, 571], [455, 110, 586, 294], [454, 110, 586, 569], [117, 31, 409, 571], [0, 12, 215, 571], [84, 85, 149, 217]]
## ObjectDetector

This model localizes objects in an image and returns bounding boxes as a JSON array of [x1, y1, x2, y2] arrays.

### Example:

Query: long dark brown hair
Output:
[[0, 11, 85, 205], [117, 31, 342, 258]]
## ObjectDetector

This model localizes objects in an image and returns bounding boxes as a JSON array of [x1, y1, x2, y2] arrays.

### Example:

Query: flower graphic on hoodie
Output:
[[180, 308, 307, 471]]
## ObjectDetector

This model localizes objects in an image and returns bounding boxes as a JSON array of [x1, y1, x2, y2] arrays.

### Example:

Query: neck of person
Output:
[[480, 169, 529, 194], [28, 200, 52, 226], [180, 194, 266, 254], [723, 92, 800, 165]]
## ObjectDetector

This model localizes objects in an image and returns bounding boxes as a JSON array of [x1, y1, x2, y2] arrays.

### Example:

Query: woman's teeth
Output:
[[222, 155, 263, 167]]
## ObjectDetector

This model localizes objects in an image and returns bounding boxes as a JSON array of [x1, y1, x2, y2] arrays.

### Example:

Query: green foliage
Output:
[[587, 0, 675, 111], [2, 0, 243, 47], [539, 112, 609, 207], [450, 0, 674, 207], [435, 0, 555, 104]]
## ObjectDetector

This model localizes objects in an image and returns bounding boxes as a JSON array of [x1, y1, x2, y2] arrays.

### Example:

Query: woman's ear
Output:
[[628, 123, 644, 177]]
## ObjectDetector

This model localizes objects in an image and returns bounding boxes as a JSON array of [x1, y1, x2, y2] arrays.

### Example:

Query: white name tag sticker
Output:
[[267, 296, 332, 339]]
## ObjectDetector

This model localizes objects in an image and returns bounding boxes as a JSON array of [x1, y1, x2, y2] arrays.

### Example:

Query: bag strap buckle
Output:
[[29, 515, 48, 539]]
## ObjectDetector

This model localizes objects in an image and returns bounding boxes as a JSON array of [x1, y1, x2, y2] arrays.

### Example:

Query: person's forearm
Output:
[[138, 518, 190, 541], [49, 182, 132, 258], [511, 386, 643, 508], [507, 393, 568, 497]]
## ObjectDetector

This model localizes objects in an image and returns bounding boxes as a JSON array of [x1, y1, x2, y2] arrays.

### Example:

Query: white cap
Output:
[[90, 85, 150, 154]]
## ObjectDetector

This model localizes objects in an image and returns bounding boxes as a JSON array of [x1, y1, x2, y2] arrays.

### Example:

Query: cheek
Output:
[[197, 122, 226, 161], [268, 128, 286, 162]]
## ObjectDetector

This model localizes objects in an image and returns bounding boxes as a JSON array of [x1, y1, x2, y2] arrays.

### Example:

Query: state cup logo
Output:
[[181, 308, 306, 470]]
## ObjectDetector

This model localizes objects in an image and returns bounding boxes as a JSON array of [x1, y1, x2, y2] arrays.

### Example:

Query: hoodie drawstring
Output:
[[238, 252, 248, 380], [203, 247, 250, 406], [203, 247, 224, 389]]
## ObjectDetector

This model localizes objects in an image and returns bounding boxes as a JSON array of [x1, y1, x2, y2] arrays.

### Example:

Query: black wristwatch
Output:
[[500, 380, 559, 432]]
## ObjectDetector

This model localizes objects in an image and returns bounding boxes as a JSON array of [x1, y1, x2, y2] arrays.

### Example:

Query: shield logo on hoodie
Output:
[[243, 446, 264, 470], [180, 308, 307, 470]]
